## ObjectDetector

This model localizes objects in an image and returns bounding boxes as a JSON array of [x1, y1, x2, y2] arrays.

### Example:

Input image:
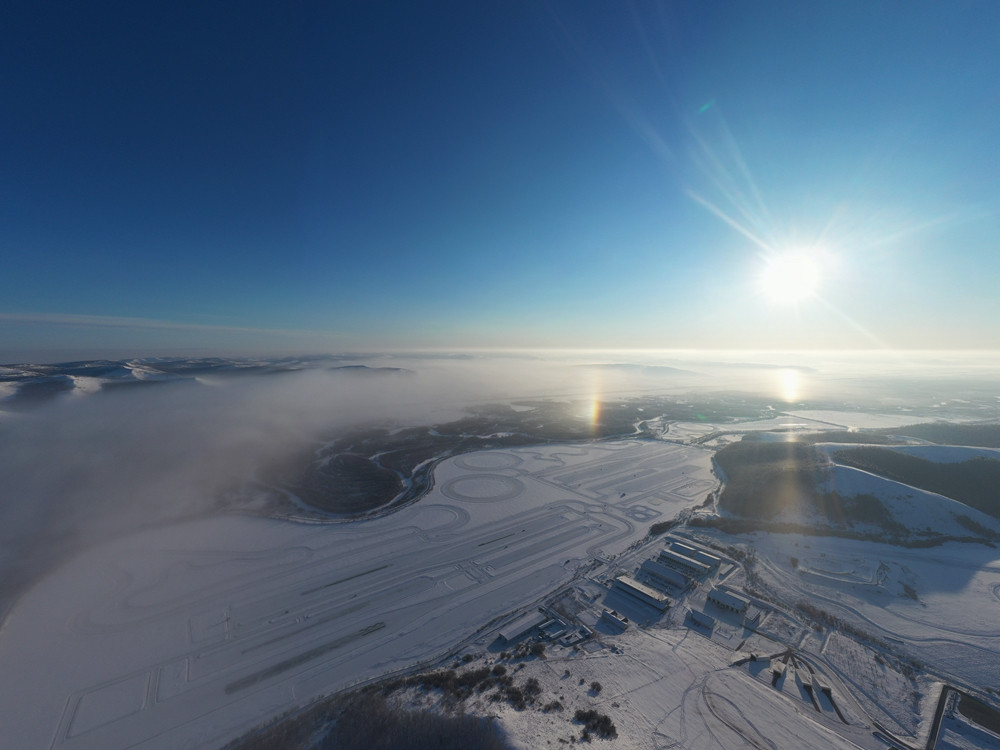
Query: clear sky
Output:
[[2, 1, 999, 361]]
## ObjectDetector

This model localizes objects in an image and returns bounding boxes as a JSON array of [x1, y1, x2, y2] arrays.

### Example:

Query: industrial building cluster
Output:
[[493, 535, 762, 653], [612, 536, 760, 633], [497, 607, 592, 647]]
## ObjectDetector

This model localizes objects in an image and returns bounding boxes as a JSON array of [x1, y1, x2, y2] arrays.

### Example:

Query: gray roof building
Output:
[[658, 547, 712, 578], [707, 586, 750, 613], [613, 575, 670, 612]]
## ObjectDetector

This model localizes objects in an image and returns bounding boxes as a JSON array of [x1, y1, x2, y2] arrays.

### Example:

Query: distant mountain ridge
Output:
[[0, 356, 412, 409]]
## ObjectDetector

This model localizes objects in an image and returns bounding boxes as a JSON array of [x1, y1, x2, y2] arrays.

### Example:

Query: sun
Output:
[[758, 249, 824, 305]]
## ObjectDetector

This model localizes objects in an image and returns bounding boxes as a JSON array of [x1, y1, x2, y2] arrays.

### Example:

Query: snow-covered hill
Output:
[[821, 464, 1000, 539]]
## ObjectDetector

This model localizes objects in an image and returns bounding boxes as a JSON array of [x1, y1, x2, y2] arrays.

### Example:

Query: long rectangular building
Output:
[[707, 586, 749, 614], [658, 547, 711, 578], [600, 609, 629, 630], [690, 609, 716, 630], [498, 611, 546, 643], [669, 539, 721, 571], [613, 575, 670, 612], [639, 558, 690, 591], [669, 541, 698, 557]]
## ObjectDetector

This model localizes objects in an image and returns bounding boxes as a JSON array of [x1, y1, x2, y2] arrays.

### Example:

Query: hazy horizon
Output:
[[4, 347, 999, 608], [6, 344, 1000, 368]]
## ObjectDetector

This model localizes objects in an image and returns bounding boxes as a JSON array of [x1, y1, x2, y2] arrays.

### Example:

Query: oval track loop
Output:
[[440, 475, 525, 503], [454, 451, 522, 471]]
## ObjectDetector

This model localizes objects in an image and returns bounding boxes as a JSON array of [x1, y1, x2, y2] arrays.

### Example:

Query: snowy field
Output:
[[724, 414, 844, 431], [744, 531, 1000, 692], [646, 415, 842, 443], [781, 410, 936, 429], [397, 624, 881, 750], [807, 443, 1000, 539], [0, 439, 716, 750], [356, 517, 1000, 750], [646, 419, 717, 442]]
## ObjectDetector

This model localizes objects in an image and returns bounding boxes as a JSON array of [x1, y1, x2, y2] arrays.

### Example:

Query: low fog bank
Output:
[[2, 349, 999, 620], [0, 358, 559, 616], [0, 355, 605, 617]]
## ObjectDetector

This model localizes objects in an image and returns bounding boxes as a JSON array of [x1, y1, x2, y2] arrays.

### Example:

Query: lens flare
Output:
[[587, 396, 602, 432]]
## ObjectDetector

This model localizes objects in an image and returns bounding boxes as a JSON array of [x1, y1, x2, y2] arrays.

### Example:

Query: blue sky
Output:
[[2, 1, 999, 361]]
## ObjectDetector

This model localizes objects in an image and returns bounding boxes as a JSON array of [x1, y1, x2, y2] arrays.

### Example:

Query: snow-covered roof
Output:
[[707, 586, 749, 612], [498, 611, 546, 642]]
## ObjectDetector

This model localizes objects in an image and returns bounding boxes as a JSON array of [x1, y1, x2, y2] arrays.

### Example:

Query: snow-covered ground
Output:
[[781, 410, 936, 429], [0, 439, 717, 750], [646, 415, 844, 443], [251, 519, 1000, 749], [805, 443, 1000, 539], [725, 415, 845, 431], [647, 419, 717, 442], [394, 624, 879, 749], [6, 431, 1000, 750], [365, 513, 1000, 750], [742, 531, 1000, 691]]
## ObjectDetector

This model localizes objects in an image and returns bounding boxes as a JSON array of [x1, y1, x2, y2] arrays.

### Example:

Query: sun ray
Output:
[[686, 190, 776, 253], [811, 294, 893, 349]]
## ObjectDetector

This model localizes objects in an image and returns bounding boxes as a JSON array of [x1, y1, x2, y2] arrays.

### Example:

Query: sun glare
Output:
[[758, 250, 823, 305], [778, 368, 801, 402]]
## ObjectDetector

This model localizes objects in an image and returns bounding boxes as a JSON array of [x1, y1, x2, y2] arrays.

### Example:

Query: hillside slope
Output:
[[711, 438, 1000, 544]]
